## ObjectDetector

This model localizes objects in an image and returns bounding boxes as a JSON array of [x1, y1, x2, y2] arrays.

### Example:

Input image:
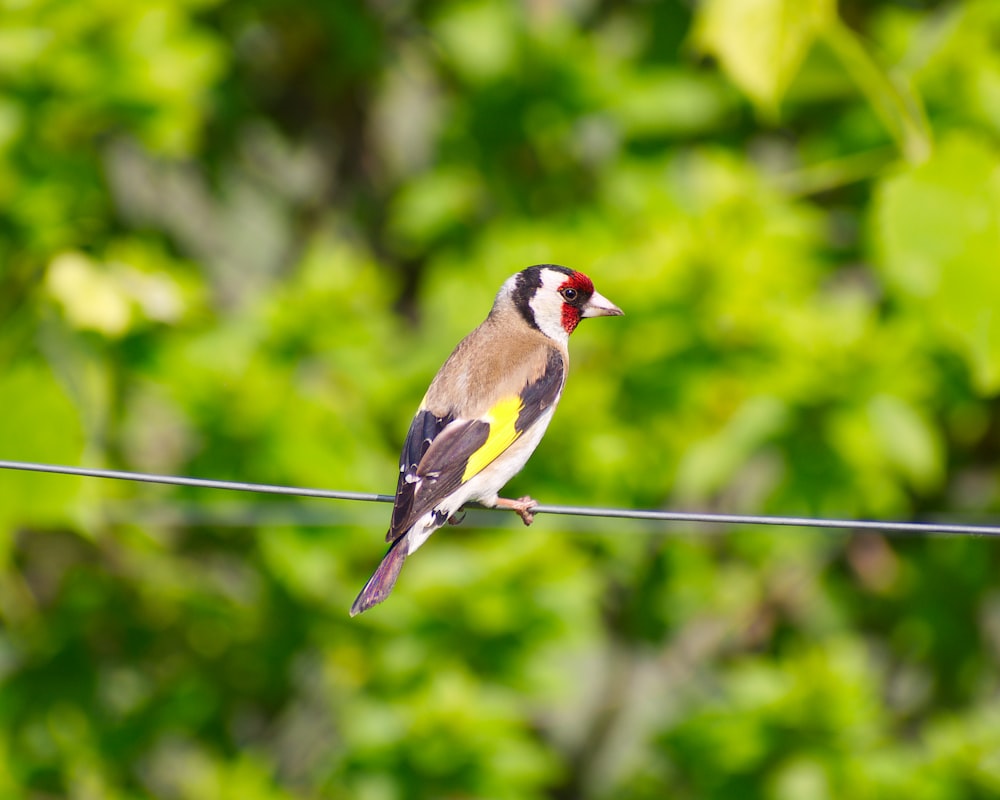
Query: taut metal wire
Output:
[[2, 459, 999, 537]]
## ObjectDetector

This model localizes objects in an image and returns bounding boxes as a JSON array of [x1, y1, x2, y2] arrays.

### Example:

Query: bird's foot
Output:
[[447, 509, 467, 525], [495, 495, 538, 526]]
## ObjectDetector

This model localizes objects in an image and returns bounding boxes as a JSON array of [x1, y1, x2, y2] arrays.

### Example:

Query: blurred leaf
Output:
[[674, 396, 789, 502], [603, 69, 736, 139], [869, 394, 942, 490], [694, 0, 835, 114], [433, 0, 518, 83], [0, 363, 85, 534], [874, 133, 1000, 393], [386, 168, 482, 253], [821, 19, 931, 163]]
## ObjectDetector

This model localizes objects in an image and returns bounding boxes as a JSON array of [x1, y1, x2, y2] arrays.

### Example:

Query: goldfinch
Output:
[[350, 265, 622, 616]]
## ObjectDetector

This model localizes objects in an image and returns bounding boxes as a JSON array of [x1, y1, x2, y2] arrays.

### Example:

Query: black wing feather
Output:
[[387, 417, 490, 542], [515, 348, 564, 434], [386, 347, 565, 543], [388, 409, 454, 541]]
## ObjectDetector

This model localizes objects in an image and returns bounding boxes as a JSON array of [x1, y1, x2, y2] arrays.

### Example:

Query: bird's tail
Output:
[[350, 535, 408, 616]]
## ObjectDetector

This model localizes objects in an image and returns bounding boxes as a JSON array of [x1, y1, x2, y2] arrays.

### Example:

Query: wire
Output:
[[2, 459, 999, 537], [530, 504, 1000, 537], [0, 460, 394, 503]]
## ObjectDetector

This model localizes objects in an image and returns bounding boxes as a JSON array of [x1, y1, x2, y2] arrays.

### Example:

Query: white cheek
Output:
[[530, 271, 571, 343], [530, 300, 566, 341]]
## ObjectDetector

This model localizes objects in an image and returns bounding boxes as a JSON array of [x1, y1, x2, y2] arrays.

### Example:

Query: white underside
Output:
[[405, 403, 559, 554]]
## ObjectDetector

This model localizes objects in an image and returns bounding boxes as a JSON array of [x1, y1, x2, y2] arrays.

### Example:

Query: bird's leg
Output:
[[494, 495, 538, 526]]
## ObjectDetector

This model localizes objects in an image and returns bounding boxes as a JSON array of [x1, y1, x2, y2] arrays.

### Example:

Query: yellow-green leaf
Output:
[[694, 0, 835, 115]]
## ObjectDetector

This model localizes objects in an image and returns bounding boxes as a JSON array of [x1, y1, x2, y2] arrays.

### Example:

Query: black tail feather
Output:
[[350, 536, 408, 616]]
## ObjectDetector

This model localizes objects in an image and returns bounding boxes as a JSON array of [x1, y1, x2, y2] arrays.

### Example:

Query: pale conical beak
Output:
[[582, 290, 623, 318]]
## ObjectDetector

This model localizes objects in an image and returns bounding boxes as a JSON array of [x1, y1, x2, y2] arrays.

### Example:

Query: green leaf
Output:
[[874, 133, 1000, 393], [821, 20, 931, 164], [694, 0, 835, 115], [869, 395, 942, 490], [386, 167, 482, 252], [433, 0, 518, 83], [674, 396, 789, 502], [0, 362, 85, 536]]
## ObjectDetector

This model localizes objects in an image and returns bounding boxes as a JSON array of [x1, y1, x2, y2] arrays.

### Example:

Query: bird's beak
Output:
[[582, 290, 623, 318]]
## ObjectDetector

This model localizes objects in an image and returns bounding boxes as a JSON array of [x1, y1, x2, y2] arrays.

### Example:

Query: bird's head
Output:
[[503, 264, 623, 343]]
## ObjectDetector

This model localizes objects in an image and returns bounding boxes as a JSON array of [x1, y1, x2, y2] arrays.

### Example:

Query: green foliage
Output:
[[695, 0, 836, 115], [875, 133, 1000, 392], [2, 0, 1000, 797]]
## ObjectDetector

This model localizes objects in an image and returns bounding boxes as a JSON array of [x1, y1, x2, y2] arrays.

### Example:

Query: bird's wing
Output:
[[386, 349, 565, 542]]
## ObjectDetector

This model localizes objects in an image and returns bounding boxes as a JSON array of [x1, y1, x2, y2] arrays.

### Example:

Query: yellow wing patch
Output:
[[462, 396, 523, 481]]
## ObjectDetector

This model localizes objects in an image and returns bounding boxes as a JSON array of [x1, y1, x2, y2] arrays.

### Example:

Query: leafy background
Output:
[[3, 0, 1000, 797]]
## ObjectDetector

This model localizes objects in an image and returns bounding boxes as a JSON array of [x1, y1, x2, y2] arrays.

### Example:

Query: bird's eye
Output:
[[560, 287, 578, 302]]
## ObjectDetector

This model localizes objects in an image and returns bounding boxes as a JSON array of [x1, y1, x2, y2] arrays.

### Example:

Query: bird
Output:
[[350, 264, 622, 616]]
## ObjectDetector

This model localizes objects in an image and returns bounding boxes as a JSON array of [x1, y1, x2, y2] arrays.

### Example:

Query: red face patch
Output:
[[565, 272, 594, 295], [559, 271, 594, 335], [561, 304, 581, 334]]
